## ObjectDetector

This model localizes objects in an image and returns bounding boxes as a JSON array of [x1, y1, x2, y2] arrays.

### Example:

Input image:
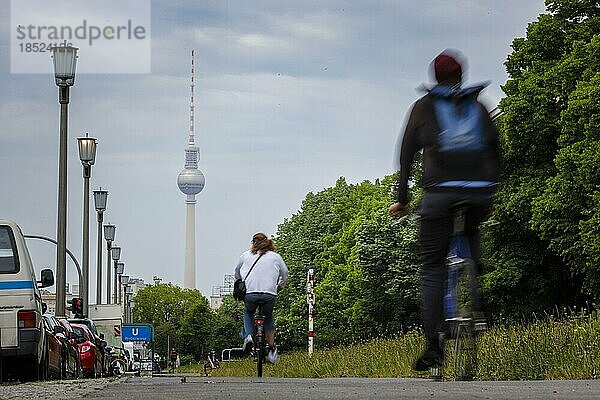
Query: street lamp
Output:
[[125, 286, 134, 323], [116, 262, 124, 305], [121, 275, 130, 322], [93, 189, 108, 304], [78, 133, 97, 313], [103, 224, 116, 303], [129, 299, 136, 323], [51, 42, 78, 317], [111, 246, 121, 304], [124, 293, 132, 323]]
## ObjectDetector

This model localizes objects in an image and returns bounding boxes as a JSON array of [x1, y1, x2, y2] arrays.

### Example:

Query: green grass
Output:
[[179, 310, 600, 380]]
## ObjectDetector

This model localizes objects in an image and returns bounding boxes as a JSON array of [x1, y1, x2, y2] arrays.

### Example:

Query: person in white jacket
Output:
[[234, 232, 288, 364]]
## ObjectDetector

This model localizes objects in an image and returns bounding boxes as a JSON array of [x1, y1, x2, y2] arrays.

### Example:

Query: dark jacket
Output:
[[396, 85, 500, 204]]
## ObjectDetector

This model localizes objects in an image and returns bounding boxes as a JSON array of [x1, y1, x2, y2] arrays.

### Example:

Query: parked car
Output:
[[42, 315, 65, 379], [0, 220, 54, 381], [68, 317, 107, 374], [58, 318, 83, 378], [70, 323, 103, 378], [44, 315, 81, 379]]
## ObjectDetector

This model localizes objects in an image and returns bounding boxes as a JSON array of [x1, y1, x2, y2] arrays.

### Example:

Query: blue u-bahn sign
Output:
[[122, 324, 153, 342]]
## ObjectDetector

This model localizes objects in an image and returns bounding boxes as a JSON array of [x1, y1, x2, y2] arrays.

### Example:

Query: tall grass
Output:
[[181, 310, 600, 380], [477, 311, 600, 380]]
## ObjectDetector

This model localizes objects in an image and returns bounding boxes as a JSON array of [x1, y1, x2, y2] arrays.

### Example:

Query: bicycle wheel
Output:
[[454, 321, 476, 380], [256, 337, 264, 378], [453, 258, 479, 380]]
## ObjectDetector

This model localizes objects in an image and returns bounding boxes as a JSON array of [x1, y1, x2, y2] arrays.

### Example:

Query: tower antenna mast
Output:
[[189, 49, 195, 146]]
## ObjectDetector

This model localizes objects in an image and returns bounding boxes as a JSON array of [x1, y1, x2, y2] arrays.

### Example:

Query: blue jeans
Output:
[[243, 293, 276, 338]]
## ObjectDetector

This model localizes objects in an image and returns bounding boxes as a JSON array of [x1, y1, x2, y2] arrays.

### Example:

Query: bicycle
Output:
[[105, 346, 127, 376], [252, 301, 268, 378], [431, 207, 488, 381], [203, 350, 220, 376], [397, 208, 488, 381]]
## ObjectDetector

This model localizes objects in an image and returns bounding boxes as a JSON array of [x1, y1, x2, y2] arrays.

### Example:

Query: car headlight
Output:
[[81, 345, 91, 353]]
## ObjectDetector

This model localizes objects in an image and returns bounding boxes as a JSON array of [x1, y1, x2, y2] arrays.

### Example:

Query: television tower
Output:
[[177, 50, 205, 289]]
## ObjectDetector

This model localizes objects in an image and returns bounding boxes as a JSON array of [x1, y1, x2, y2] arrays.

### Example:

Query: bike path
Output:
[[87, 375, 600, 399]]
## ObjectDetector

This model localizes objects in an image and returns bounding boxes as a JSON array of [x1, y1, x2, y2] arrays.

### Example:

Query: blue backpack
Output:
[[429, 84, 488, 169]]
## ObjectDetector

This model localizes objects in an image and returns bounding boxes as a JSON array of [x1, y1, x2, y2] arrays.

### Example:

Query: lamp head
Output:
[[78, 133, 97, 165], [51, 42, 78, 86], [93, 189, 108, 212], [111, 246, 121, 261], [103, 224, 116, 241]]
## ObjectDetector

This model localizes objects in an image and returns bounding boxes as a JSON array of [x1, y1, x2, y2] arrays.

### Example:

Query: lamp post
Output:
[[103, 224, 116, 303], [125, 286, 133, 323], [78, 133, 97, 313], [51, 42, 78, 317], [121, 275, 129, 321], [129, 299, 136, 323], [124, 293, 130, 323], [93, 189, 108, 304], [111, 246, 121, 304], [116, 262, 124, 305]]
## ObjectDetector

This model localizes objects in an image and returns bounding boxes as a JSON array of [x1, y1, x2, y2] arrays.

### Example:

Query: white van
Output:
[[0, 220, 54, 380]]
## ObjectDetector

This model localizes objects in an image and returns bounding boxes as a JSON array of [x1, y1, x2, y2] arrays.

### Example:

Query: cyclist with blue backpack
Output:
[[389, 49, 500, 371]]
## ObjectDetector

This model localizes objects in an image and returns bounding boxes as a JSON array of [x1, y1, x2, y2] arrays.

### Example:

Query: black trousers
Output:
[[417, 188, 495, 344]]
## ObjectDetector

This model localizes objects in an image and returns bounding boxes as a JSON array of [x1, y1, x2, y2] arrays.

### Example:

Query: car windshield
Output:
[[69, 319, 97, 336], [72, 326, 88, 341], [59, 319, 74, 333]]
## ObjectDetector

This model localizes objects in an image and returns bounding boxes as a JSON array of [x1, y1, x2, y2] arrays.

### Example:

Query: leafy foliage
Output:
[[134, 283, 213, 360], [274, 175, 421, 349], [483, 0, 600, 313]]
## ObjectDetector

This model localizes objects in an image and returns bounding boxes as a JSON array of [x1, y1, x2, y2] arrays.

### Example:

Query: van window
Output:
[[0, 227, 19, 274]]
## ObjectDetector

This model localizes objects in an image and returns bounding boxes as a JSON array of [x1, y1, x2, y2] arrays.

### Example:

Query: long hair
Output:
[[251, 232, 274, 255]]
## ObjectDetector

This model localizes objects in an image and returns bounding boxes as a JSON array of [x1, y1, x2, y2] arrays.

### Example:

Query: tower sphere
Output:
[[177, 168, 205, 195]]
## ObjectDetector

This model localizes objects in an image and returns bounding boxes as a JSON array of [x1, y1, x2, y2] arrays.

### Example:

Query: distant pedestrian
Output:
[[169, 348, 178, 373]]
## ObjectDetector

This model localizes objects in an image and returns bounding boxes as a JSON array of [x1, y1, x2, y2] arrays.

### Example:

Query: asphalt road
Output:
[[84, 375, 600, 400]]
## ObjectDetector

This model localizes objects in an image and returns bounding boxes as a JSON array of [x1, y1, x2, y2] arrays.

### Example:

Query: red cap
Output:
[[434, 53, 462, 83]]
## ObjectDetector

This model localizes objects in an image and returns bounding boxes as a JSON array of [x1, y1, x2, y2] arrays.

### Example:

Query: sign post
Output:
[[306, 269, 315, 357], [122, 323, 155, 375]]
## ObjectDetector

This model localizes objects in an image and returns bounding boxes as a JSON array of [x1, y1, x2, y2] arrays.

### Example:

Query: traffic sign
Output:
[[122, 324, 152, 342]]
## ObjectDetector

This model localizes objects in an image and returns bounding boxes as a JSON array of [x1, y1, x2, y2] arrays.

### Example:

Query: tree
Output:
[[274, 175, 421, 349], [178, 297, 213, 360], [134, 283, 212, 359], [208, 295, 245, 353], [482, 0, 599, 314]]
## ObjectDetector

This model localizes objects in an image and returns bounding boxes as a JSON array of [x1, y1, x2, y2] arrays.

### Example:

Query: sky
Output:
[[0, 0, 546, 302]]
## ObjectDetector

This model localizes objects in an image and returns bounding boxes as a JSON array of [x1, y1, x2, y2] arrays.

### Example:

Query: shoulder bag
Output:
[[233, 253, 263, 301]]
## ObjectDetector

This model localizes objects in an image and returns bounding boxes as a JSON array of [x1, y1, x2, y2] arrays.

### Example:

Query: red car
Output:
[[57, 318, 83, 378], [70, 323, 103, 378], [42, 315, 64, 379]]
